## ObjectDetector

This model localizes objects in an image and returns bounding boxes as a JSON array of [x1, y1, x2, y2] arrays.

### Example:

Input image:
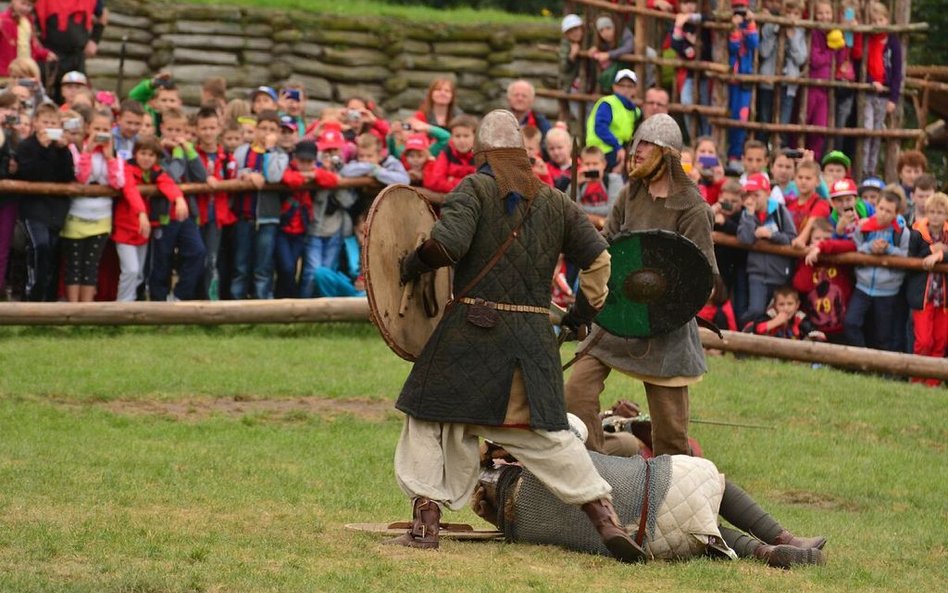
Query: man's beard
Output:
[[628, 148, 665, 181]]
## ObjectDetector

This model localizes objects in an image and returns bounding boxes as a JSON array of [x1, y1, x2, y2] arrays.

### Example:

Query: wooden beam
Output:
[[0, 298, 370, 326], [535, 88, 727, 116], [707, 118, 925, 139], [0, 177, 377, 198], [699, 329, 948, 381], [713, 232, 948, 273]]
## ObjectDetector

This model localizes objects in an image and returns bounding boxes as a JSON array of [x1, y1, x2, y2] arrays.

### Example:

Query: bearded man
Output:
[[386, 110, 644, 563], [564, 114, 718, 457]]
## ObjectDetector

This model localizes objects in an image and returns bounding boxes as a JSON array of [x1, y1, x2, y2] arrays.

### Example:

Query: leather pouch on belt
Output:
[[466, 299, 500, 329]]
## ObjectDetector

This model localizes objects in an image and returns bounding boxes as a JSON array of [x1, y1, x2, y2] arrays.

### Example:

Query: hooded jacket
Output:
[[113, 160, 182, 245], [852, 215, 909, 297], [737, 197, 797, 284], [423, 142, 476, 194], [906, 219, 948, 310]]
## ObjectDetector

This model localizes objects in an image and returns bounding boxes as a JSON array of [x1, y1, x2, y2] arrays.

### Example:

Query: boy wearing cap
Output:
[[828, 177, 873, 240], [250, 86, 279, 116], [279, 85, 307, 137], [559, 14, 584, 101], [859, 177, 885, 210], [231, 110, 289, 299], [585, 69, 642, 171], [59, 71, 87, 109], [844, 188, 909, 350], [737, 172, 797, 324], [277, 115, 299, 154], [269, 139, 339, 298], [400, 133, 434, 188]]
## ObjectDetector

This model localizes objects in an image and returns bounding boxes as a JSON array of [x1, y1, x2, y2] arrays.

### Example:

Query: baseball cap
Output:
[[561, 14, 583, 33], [596, 16, 614, 31], [859, 177, 885, 194], [316, 123, 346, 151], [279, 114, 298, 132], [742, 173, 771, 193], [829, 178, 858, 199], [250, 86, 278, 103], [61, 71, 88, 86], [821, 150, 852, 170], [403, 134, 430, 153], [294, 140, 318, 161], [614, 69, 638, 85]]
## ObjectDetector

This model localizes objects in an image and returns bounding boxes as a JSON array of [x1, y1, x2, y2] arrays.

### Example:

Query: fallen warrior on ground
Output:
[[472, 416, 827, 569]]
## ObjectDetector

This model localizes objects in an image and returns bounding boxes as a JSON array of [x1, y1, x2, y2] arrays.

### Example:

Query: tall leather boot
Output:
[[581, 498, 647, 563], [720, 480, 827, 550], [383, 497, 440, 549]]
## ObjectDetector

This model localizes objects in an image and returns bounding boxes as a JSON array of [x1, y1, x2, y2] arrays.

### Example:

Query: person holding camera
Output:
[[128, 72, 182, 133], [341, 95, 390, 149], [60, 108, 122, 302], [567, 146, 623, 231], [14, 102, 75, 301], [0, 92, 21, 299]]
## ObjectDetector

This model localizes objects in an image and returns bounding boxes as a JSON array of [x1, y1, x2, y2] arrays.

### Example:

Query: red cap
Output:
[[829, 178, 859, 199], [403, 134, 430, 153], [742, 173, 771, 194], [731, 0, 749, 7], [316, 123, 346, 151]]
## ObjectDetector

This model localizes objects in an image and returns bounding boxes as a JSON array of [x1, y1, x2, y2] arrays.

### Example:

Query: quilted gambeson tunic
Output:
[[396, 172, 607, 431]]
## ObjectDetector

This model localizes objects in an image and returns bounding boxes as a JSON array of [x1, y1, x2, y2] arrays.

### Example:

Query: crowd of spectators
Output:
[[0, 0, 944, 381]]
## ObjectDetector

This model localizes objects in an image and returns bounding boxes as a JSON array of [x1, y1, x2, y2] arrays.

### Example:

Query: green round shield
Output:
[[595, 230, 713, 338]]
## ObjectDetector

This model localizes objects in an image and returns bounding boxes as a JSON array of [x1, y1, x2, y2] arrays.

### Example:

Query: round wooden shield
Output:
[[363, 184, 452, 361], [345, 523, 503, 541], [596, 229, 713, 338]]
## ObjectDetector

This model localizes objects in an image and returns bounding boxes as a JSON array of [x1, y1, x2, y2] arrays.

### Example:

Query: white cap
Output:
[[614, 69, 638, 84], [61, 71, 88, 86], [561, 14, 583, 33]]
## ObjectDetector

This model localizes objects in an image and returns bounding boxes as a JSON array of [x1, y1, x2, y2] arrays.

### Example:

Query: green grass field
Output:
[[0, 323, 945, 592], [180, 0, 550, 25]]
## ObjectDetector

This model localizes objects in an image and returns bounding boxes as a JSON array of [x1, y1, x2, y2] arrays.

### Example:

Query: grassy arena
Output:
[[0, 323, 944, 592]]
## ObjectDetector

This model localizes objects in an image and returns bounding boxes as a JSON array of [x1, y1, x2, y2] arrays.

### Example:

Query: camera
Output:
[[153, 77, 175, 89], [583, 169, 601, 179], [529, 156, 537, 165], [346, 109, 361, 122], [94, 132, 111, 143], [63, 118, 83, 132], [401, 123, 412, 131], [720, 201, 734, 212], [733, 6, 747, 16], [3, 114, 18, 127], [16, 78, 36, 90], [783, 148, 804, 159], [688, 13, 702, 24], [330, 154, 343, 171]]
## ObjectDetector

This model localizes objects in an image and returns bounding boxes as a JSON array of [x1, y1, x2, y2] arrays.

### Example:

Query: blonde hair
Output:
[[223, 98, 251, 125], [8, 57, 41, 79], [869, 1, 889, 19], [783, 0, 803, 12], [926, 192, 948, 213]]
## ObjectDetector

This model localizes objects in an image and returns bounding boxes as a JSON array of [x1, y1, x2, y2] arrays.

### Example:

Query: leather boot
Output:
[[383, 497, 440, 549], [581, 498, 647, 563], [773, 529, 827, 550], [753, 544, 825, 569]]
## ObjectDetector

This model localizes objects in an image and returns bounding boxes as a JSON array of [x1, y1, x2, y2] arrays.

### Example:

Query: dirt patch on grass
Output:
[[774, 489, 858, 511], [70, 396, 397, 423]]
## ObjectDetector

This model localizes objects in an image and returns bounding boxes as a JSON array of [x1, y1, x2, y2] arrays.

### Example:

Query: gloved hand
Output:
[[560, 292, 598, 338], [400, 248, 433, 285]]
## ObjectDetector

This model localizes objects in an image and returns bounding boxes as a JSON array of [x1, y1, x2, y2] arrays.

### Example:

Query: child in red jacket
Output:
[[422, 115, 477, 194], [275, 140, 339, 298], [0, 0, 56, 77], [906, 192, 947, 385], [795, 217, 855, 341], [112, 136, 182, 301]]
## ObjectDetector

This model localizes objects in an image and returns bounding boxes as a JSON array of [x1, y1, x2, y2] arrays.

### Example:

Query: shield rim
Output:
[[597, 229, 713, 338], [363, 184, 447, 362]]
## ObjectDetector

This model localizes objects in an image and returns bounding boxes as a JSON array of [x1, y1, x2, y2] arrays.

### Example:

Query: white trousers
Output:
[[116, 243, 148, 302], [394, 416, 612, 512]]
